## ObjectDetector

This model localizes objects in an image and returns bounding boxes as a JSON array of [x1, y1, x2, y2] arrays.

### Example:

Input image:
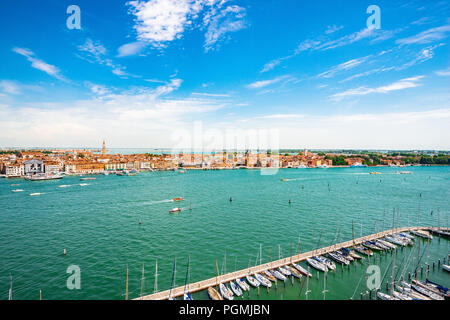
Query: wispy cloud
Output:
[[396, 24, 450, 45], [12, 47, 67, 82], [192, 92, 231, 97], [117, 41, 147, 57], [435, 67, 450, 76], [77, 39, 133, 77], [331, 76, 425, 101], [317, 56, 371, 79], [246, 75, 292, 89], [257, 114, 305, 119], [203, 3, 247, 52], [325, 24, 344, 34]]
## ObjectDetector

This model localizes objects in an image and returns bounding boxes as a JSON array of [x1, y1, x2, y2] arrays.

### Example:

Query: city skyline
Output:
[[1, 0, 450, 149]]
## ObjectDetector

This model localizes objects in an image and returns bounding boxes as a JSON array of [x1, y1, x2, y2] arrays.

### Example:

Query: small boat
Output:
[[336, 250, 354, 261], [236, 278, 250, 291], [306, 257, 327, 272], [292, 263, 312, 277], [278, 266, 292, 276], [399, 282, 431, 300], [315, 256, 336, 270], [254, 273, 272, 287], [281, 179, 287, 181], [271, 269, 286, 281], [79, 183, 89, 186], [10, 184, 19, 186], [262, 270, 276, 282], [229, 281, 242, 297], [169, 207, 182, 213], [116, 172, 124, 176], [354, 246, 373, 256], [411, 284, 444, 300], [384, 236, 407, 247], [208, 287, 222, 300], [409, 230, 433, 240], [288, 266, 303, 278], [373, 240, 391, 250], [340, 247, 361, 260], [392, 291, 413, 300], [328, 252, 350, 265], [11, 189, 24, 192], [443, 265, 450, 272], [376, 239, 397, 249], [369, 172, 381, 175], [398, 232, 415, 240], [80, 177, 96, 181], [29, 193, 42, 196], [377, 292, 395, 300], [245, 275, 260, 287], [219, 283, 234, 300], [362, 241, 384, 251], [172, 197, 184, 202], [58, 185, 71, 188]]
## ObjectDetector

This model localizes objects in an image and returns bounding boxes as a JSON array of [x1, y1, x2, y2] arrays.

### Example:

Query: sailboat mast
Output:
[[140, 263, 145, 297], [154, 259, 158, 294], [125, 265, 128, 300], [8, 274, 12, 301]]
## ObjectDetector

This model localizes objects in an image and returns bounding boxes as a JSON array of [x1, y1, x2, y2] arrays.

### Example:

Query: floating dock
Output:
[[135, 226, 449, 300]]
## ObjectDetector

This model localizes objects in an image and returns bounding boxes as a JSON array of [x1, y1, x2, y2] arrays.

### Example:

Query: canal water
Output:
[[0, 166, 449, 299]]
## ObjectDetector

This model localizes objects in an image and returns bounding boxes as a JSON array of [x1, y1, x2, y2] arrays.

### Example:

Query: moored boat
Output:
[[208, 287, 222, 300], [328, 252, 350, 265], [354, 246, 373, 256], [169, 207, 182, 213], [278, 266, 292, 276], [219, 283, 234, 300], [315, 256, 336, 270], [254, 273, 271, 287], [306, 257, 327, 272], [229, 281, 242, 297], [271, 269, 287, 281], [292, 262, 312, 277], [262, 270, 276, 282], [236, 278, 250, 291], [288, 266, 303, 278], [377, 292, 395, 300], [245, 275, 260, 287]]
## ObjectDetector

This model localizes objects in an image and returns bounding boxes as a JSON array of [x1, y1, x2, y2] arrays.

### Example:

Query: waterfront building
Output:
[[24, 159, 44, 175]]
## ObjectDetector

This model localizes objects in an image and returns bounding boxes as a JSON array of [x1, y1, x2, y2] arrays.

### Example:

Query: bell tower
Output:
[[102, 140, 106, 156]]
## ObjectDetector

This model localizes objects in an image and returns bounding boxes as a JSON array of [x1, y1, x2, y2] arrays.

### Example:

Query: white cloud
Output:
[[317, 56, 370, 79], [77, 39, 133, 77], [203, 4, 247, 52], [117, 41, 147, 57], [246, 76, 291, 89], [435, 68, 450, 76], [331, 76, 425, 100], [325, 25, 343, 34], [12, 47, 67, 81], [192, 92, 230, 97], [126, 0, 247, 51], [257, 114, 305, 119], [396, 25, 450, 45]]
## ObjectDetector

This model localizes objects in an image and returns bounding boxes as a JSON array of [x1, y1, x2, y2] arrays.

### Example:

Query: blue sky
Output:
[[0, 0, 449, 149]]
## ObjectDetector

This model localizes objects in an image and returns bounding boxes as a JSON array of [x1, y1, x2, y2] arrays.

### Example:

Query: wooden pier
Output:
[[135, 226, 449, 300]]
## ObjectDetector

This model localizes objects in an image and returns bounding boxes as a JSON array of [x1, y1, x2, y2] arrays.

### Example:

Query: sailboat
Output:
[[306, 257, 327, 272], [288, 266, 303, 278], [314, 256, 336, 271], [229, 281, 242, 297], [292, 262, 312, 277], [278, 266, 292, 277], [271, 269, 287, 281], [254, 273, 272, 287], [263, 270, 276, 282], [183, 256, 193, 300], [353, 245, 373, 256], [245, 274, 260, 287], [236, 278, 250, 291], [219, 254, 234, 300], [327, 252, 350, 265], [219, 283, 234, 300]]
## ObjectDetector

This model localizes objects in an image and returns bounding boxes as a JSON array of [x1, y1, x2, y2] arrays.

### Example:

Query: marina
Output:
[[136, 226, 449, 300]]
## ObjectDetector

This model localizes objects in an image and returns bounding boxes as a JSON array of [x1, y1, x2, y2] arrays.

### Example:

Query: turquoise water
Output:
[[0, 166, 449, 300]]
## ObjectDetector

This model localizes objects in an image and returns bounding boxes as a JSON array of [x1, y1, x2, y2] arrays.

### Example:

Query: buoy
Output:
[[139, 219, 142, 225], [229, 197, 232, 202], [288, 199, 291, 204], [63, 248, 67, 255]]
